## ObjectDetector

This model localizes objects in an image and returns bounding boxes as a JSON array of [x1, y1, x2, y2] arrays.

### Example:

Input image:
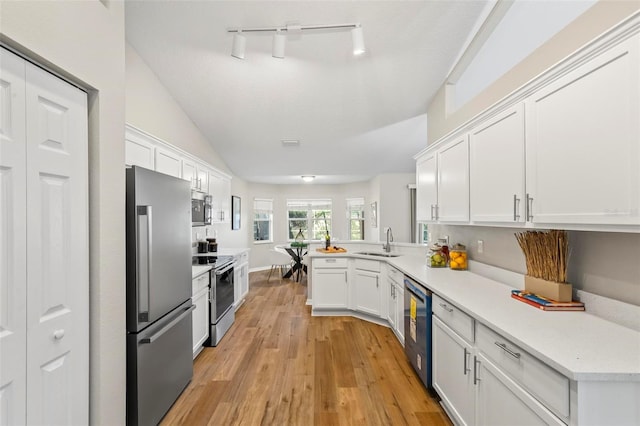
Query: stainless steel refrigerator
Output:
[[126, 166, 193, 426]]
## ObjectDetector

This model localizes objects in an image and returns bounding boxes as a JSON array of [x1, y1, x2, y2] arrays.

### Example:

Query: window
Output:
[[253, 198, 273, 243], [347, 198, 365, 240], [287, 199, 332, 241]]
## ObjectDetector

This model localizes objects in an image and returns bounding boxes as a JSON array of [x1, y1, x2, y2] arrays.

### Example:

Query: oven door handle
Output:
[[215, 263, 235, 275]]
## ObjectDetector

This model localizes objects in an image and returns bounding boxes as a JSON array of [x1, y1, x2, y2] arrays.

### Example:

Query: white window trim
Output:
[[286, 199, 332, 241], [253, 198, 273, 243], [346, 197, 365, 241]]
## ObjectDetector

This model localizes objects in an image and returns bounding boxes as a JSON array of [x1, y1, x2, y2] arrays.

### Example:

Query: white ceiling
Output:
[[124, 1, 490, 184]]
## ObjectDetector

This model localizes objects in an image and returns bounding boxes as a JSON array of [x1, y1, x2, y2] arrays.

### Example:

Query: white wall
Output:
[[377, 173, 415, 243], [126, 43, 251, 250], [426, 2, 640, 307], [1, 2, 127, 423]]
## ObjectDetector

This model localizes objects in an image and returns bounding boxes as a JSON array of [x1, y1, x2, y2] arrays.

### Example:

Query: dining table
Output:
[[283, 242, 308, 282]]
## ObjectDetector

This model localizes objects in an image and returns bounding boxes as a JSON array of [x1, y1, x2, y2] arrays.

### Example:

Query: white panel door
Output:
[[0, 47, 28, 426], [313, 269, 348, 309], [470, 104, 525, 223], [438, 136, 470, 222], [525, 34, 640, 226], [24, 62, 88, 425], [155, 146, 182, 178], [196, 165, 209, 193], [182, 159, 197, 189], [192, 287, 209, 358], [416, 152, 438, 222], [395, 284, 404, 343]]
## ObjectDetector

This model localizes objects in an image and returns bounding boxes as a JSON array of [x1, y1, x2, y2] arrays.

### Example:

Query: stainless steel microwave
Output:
[[191, 191, 212, 226]]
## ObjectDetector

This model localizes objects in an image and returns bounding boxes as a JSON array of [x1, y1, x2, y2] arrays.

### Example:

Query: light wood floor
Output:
[[161, 271, 451, 425]]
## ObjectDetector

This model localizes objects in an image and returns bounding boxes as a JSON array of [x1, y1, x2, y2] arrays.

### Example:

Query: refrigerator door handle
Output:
[[137, 205, 152, 322], [140, 305, 196, 344]]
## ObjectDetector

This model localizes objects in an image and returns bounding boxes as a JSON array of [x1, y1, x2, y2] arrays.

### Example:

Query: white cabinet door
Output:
[[433, 316, 475, 426], [525, 35, 640, 226], [438, 136, 469, 222], [0, 47, 28, 426], [155, 146, 182, 178], [388, 283, 397, 330], [475, 354, 565, 426], [313, 269, 349, 309], [395, 283, 405, 343], [470, 104, 525, 223], [25, 59, 89, 425], [416, 152, 438, 222], [354, 270, 381, 316], [239, 262, 249, 300], [182, 159, 197, 189], [192, 287, 210, 358], [196, 165, 209, 193], [209, 174, 231, 223], [125, 134, 155, 169]]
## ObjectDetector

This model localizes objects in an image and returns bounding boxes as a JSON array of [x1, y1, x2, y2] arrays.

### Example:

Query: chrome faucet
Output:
[[383, 227, 394, 252]]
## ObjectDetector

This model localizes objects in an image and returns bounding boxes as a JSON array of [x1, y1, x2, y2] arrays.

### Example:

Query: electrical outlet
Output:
[[196, 232, 202, 241], [478, 240, 484, 254]]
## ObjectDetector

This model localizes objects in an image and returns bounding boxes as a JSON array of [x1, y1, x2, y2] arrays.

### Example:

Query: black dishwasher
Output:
[[404, 276, 432, 389]]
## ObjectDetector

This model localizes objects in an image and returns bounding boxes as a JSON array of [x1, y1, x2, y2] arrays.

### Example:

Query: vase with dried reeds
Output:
[[515, 230, 572, 302]]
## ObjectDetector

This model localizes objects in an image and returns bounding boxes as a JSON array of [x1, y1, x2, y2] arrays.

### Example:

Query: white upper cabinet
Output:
[[155, 146, 182, 178], [209, 173, 231, 223], [470, 104, 525, 224], [525, 34, 639, 227], [181, 159, 197, 189], [416, 152, 438, 222], [196, 165, 209, 193], [125, 133, 155, 170], [437, 136, 470, 222]]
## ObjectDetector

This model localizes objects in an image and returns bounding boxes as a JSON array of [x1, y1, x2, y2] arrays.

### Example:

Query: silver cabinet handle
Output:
[[325, 258, 337, 263], [495, 341, 521, 359], [344, 271, 348, 283], [513, 194, 521, 221], [141, 305, 196, 344], [376, 275, 379, 288], [136, 205, 152, 322], [430, 204, 435, 220], [526, 193, 533, 221], [473, 356, 481, 385], [439, 302, 453, 313], [463, 347, 470, 375], [53, 329, 65, 340]]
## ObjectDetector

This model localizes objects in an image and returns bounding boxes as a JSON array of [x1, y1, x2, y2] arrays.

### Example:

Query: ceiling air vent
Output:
[[281, 139, 300, 147]]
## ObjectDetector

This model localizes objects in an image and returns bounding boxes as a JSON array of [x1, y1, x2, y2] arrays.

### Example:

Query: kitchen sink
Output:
[[356, 252, 401, 258]]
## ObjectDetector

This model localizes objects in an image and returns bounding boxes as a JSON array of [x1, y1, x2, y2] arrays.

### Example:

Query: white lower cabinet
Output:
[[191, 286, 209, 358], [433, 316, 476, 426], [192, 272, 210, 358], [387, 266, 404, 344], [434, 295, 567, 426], [475, 354, 565, 426], [353, 259, 382, 316], [233, 250, 250, 309], [312, 258, 349, 309]]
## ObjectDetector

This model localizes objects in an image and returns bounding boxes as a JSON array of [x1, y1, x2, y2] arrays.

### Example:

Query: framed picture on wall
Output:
[[232, 195, 241, 230], [370, 201, 377, 228]]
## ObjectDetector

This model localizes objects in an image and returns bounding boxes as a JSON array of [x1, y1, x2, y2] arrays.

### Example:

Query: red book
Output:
[[511, 294, 585, 311]]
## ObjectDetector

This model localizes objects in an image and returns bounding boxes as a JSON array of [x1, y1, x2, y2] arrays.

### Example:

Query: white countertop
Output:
[[309, 251, 640, 382], [192, 265, 212, 279]]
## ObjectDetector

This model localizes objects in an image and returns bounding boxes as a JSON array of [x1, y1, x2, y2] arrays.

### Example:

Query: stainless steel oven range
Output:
[[205, 255, 235, 346]]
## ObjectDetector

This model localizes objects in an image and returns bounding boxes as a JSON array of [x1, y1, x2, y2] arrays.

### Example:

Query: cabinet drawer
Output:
[[387, 266, 403, 285], [354, 258, 381, 273], [432, 294, 474, 343], [192, 272, 209, 294], [313, 257, 348, 269], [476, 323, 569, 421]]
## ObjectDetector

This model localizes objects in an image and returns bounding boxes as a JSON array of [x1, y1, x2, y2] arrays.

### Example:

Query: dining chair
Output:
[[267, 249, 293, 281]]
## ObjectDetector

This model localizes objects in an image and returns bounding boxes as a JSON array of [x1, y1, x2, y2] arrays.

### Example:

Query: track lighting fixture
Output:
[[231, 31, 246, 59], [228, 22, 365, 60], [272, 30, 286, 59]]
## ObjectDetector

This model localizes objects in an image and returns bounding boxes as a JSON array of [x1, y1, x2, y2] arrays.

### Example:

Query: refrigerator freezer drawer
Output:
[[127, 300, 194, 426]]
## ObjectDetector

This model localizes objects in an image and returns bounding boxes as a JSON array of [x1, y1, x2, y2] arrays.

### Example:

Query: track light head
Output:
[[351, 25, 365, 55], [231, 32, 246, 59], [272, 31, 286, 59]]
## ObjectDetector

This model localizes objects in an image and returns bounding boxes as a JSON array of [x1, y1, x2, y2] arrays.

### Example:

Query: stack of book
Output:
[[511, 290, 585, 311]]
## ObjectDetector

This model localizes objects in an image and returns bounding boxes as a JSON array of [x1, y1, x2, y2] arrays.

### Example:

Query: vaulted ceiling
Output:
[[124, 1, 490, 184]]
